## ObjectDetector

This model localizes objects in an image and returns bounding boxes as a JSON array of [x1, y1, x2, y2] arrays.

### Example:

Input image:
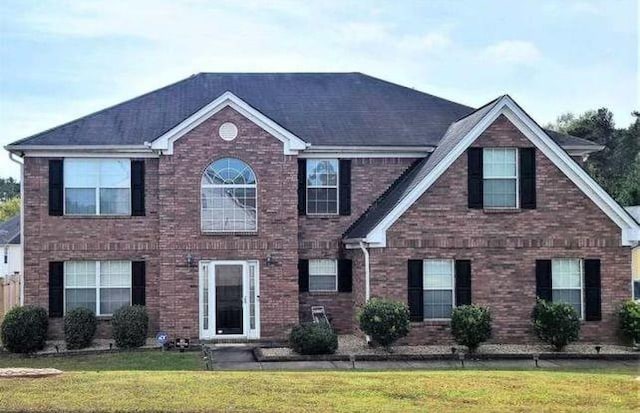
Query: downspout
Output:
[[8, 152, 24, 306], [358, 241, 370, 302]]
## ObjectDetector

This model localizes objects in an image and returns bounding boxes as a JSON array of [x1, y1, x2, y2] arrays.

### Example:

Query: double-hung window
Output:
[[423, 259, 455, 319], [64, 159, 131, 215], [308, 259, 338, 292], [306, 159, 338, 215], [483, 148, 518, 208], [552, 258, 584, 318], [64, 261, 132, 316]]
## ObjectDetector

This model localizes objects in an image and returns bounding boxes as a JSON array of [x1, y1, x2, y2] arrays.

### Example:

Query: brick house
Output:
[[6, 73, 639, 344]]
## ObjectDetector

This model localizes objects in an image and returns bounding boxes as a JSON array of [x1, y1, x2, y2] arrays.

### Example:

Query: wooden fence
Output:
[[0, 274, 21, 322]]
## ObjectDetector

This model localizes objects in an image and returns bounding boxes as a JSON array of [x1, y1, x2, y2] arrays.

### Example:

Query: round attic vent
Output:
[[219, 122, 238, 141]]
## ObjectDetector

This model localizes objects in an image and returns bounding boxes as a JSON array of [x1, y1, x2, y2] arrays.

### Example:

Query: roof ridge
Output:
[[7, 74, 202, 147]]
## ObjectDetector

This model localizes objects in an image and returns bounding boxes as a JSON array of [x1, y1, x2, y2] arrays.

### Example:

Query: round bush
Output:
[[618, 300, 640, 344], [111, 305, 148, 349], [532, 299, 580, 351], [358, 298, 410, 349], [0, 306, 48, 353], [64, 307, 97, 350], [289, 322, 338, 355], [451, 305, 492, 352]]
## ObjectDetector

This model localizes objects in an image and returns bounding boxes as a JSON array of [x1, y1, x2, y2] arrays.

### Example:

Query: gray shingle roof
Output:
[[0, 215, 20, 245], [7, 73, 598, 149]]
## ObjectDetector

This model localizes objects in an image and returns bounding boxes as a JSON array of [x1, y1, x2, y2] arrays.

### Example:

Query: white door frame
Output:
[[198, 260, 260, 340]]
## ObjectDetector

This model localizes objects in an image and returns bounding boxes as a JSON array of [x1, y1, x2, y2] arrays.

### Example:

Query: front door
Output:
[[199, 261, 260, 339]]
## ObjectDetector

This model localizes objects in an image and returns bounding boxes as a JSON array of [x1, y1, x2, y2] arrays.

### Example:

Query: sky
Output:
[[0, 0, 638, 179]]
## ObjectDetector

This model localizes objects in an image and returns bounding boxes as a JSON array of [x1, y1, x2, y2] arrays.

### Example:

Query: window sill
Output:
[[304, 214, 342, 219], [201, 231, 258, 236], [483, 208, 521, 214], [304, 291, 343, 296], [63, 215, 133, 219], [412, 319, 451, 326]]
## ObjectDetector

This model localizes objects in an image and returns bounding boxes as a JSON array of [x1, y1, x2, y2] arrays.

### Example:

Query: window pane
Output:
[[552, 259, 581, 288], [100, 188, 130, 215], [424, 290, 453, 318], [100, 288, 130, 314], [65, 159, 99, 188], [307, 160, 338, 187], [424, 260, 453, 289], [483, 179, 516, 208], [307, 188, 337, 214], [309, 259, 337, 275], [100, 261, 131, 287], [65, 262, 96, 288], [66, 288, 96, 313], [552, 289, 581, 315], [309, 275, 337, 291], [483, 149, 516, 178], [201, 188, 257, 232], [65, 188, 97, 214], [99, 160, 130, 188]]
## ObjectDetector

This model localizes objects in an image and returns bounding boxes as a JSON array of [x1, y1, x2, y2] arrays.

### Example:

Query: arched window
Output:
[[201, 158, 257, 232]]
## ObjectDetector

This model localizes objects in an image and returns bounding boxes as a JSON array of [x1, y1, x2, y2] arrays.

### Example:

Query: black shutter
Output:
[[535, 260, 552, 301], [338, 259, 352, 292], [339, 159, 351, 216], [298, 259, 309, 292], [468, 148, 483, 209], [455, 260, 472, 306], [132, 261, 146, 306], [297, 159, 306, 216], [49, 160, 63, 216], [408, 260, 424, 321], [519, 148, 536, 209], [49, 261, 64, 317], [131, 160, 145, 216], [584, 259, 602, 321]]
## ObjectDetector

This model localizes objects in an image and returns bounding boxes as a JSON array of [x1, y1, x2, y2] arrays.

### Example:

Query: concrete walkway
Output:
[[207, 346, 640, 372]]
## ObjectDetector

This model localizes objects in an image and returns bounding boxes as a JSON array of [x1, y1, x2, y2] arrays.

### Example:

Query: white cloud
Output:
[[482, 40, 542, 65]]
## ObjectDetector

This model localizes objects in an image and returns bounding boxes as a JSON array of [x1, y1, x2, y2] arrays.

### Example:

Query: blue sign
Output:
[[156, 331, 169, 346]]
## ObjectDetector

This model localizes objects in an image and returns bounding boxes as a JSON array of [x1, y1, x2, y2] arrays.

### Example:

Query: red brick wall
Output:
[[357, 115, 631, 344]]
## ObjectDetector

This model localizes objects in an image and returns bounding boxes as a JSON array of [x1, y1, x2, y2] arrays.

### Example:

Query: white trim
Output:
[[300, 145, 434, 158], [356, 96, 640, 247], [151, 91, 307, 155]]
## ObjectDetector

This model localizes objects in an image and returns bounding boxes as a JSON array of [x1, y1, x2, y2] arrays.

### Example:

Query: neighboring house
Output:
[[0, 215, 21, 279], [625, 206, 640, 300], [5, 73, 640, 344]]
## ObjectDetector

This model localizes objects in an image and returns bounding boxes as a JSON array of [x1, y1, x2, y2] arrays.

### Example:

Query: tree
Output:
[[0, 177, 19, 202], [0, 197, 20, 222]]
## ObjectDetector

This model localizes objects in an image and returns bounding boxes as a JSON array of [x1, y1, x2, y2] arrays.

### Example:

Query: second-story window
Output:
[[64, 159, 131, 215], [483, 148, 518, 208], [306, 159, 338, 215]]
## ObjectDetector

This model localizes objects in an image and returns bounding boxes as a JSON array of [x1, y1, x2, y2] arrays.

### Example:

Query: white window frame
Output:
[[308, 259, 338, 292], [63, 261, 132, 316], [423, 259, 456, 320], [200, 158, 258, 233], [63, 159, 131, 216], [482, 148, 519, 209], [551, 258, 585, 320], [306, 159, 339, 215]]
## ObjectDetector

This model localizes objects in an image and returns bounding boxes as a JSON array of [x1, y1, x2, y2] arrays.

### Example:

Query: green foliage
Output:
[[111, 305, 148, 349], [450, 305, 492, 352], [0, 196, 20, 222], [289, 322, 338, 355], [64, 308, 97, 350], [618, 300, 640, 344], [548, 109, 640, 206], [532, 300, 580, 351], [0, 306, 48, 353], [0, 177, 19, 203], [358, 298, 410, 349]]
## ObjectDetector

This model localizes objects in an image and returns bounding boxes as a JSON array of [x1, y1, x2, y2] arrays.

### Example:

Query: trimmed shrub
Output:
[[532, 299, 580, 351], [0, 306, 48, 353], [358, 298, 410, 350], [64, 308, 97, 350], [111, 305, 148, 349], [451, 305, 492, 353], [618, 300, 640, 344], [289, 322, 338, 355]]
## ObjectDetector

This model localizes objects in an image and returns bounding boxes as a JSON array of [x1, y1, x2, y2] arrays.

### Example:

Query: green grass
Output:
[[0, 351, 638, 412]]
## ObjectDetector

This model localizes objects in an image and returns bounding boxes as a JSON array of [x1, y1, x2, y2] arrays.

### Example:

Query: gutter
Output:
[[358, 241, 371, 302], [8, 152, 24, 306]]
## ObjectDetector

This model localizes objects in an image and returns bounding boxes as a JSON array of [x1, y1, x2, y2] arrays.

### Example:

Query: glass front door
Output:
[[214, 264, 243, 335]]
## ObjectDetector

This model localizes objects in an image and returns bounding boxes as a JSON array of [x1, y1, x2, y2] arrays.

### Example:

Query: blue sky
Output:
[[0, 0, 637, 178]]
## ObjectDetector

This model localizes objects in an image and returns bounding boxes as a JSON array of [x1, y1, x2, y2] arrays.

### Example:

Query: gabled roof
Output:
[[0, 215, 20, 245], [345, 95, 640, 247], [6, 73, 598, 151]]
